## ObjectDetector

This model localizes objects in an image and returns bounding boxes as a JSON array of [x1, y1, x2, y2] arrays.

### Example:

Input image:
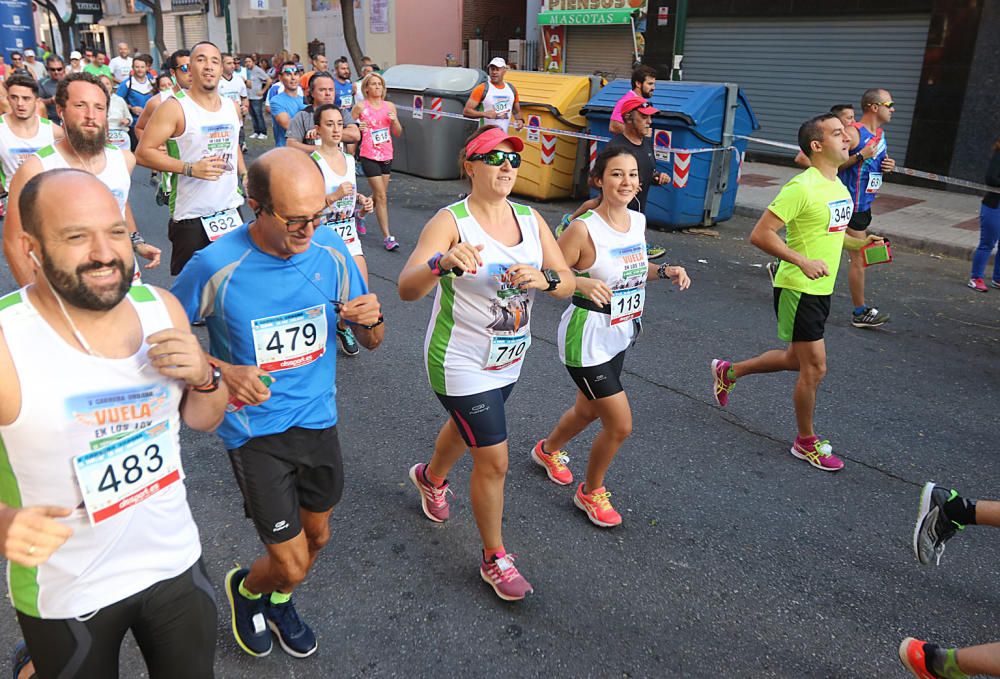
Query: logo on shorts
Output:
[[594, 375, 606, 382], [469, 403, 489, 415], [272, 520, 289, 532]]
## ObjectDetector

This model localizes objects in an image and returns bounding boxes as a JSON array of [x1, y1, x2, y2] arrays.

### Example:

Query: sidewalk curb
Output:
[[732, 202, 973, 261]]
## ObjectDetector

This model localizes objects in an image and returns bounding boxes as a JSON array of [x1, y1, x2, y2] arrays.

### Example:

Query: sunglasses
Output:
[[282, 68, 297, 75], [468, 150, 521, 168], [49, 66, 64, 72], [876, 101, 895, 108]]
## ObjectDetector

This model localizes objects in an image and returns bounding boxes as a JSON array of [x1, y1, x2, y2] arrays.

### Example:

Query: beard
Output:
[[66, 121, 109, 157], [41, 247, 131, 312]]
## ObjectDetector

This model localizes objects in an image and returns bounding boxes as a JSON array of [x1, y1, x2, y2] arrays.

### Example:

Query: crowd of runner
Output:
[[0, 38, 998, 679]]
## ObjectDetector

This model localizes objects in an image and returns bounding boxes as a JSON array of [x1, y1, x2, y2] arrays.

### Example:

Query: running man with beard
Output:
[[3, 72, 161, 287]]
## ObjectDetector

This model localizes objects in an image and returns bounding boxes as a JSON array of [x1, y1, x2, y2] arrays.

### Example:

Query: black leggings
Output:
[[17, 560, 217, 679]]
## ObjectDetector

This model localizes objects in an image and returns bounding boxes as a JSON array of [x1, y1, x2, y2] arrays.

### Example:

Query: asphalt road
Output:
[[2, 149, 998, 678]]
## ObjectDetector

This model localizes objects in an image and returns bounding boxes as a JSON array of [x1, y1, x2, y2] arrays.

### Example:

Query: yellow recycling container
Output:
[[505, 71, 591, 201]]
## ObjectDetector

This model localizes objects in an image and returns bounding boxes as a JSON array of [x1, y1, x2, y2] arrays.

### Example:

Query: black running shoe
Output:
[[851, 306, 889, 328], [913, 482, 966, 566], [336, 326, 360, 356], [224, 568, 272, 657], [265, 596, 318, 658]]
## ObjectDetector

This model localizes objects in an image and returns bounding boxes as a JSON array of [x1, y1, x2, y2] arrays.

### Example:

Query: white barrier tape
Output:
[[394, 104, 726, 155], [737, 135, 1000, 195]]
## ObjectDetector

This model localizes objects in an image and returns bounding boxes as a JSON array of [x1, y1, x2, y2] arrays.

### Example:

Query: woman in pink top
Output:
[[352, 72, 403, 251]]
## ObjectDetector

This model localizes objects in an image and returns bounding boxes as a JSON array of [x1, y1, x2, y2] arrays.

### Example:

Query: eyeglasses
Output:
[[259, 204, 334, 232], [176, 64, 190, 73], [468, 150, 522, 168], [876, 101, 895, 108]]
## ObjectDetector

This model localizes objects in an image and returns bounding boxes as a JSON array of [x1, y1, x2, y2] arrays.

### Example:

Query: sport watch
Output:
[[543, 268, 561, 292], [190, 362, 222, 393]]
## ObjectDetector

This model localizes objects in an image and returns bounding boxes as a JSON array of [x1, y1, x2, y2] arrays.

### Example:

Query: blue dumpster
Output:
[[583, 79, 759, 230]]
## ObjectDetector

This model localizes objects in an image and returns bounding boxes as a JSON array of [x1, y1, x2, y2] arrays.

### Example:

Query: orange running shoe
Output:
[[574, 483, 622, 527], [530, 439, 573, 485]]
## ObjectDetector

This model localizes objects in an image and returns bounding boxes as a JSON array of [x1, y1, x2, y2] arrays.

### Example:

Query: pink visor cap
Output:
[[466, 127, 525, 156]]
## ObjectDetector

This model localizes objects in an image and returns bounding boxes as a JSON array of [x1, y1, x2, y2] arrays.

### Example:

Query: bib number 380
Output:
[[73, 421, 182, 525]]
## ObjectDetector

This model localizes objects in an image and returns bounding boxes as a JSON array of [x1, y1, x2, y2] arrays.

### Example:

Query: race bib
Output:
[[611, 286, 645, 326], [339, 94, 353, 109], [485, 333, 530, 371], [201, 208, 242, 241], [494, 98, 512, 115], [252, 304, 328, 372], [108, 128, 130, 150], [827, 199, 853, 233], [371, 127, 390, 144], [866, 172, 883, 194], [324, 217, 356, 244], [73, 421, 182, 526]]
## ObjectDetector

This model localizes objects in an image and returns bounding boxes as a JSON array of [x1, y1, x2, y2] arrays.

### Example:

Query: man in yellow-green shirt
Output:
[[710, 112, 882, 472]]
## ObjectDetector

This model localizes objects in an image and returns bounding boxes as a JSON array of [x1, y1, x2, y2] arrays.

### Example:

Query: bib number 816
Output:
[[98, 444, 164, 494]]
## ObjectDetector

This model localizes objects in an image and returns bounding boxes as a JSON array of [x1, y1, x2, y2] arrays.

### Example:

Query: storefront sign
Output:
[[370, 0, 389, 33], [73, 0, 103, 23], [538, 0, 647, 26], [542, 25, 565, 73]]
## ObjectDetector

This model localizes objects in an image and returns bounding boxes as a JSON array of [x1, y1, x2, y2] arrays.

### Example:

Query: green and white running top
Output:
[[0, 115, 55, 192], [424, 198, 543, 396], [311, 150, 363, 258], [0, 285, 201, 619], [34, 143, 130, 216], [559, 209, 647, 368], [167, 90, 243, 220]]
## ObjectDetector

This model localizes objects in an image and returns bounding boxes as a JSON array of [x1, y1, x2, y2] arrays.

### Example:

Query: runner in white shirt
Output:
[[0, 169, 228, 679], [108, 42, 133, 85], [218, 53, 249, 152], [0, 74, 63, 194], [3, 72, 161, 287]]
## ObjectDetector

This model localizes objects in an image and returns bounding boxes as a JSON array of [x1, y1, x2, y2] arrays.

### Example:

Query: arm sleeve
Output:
[[610, 94, 629, 123], [766, 178, 807, 225], [169, 251, 211, 322], [116, 80, 128, 99], [469, 83, 485, 107]]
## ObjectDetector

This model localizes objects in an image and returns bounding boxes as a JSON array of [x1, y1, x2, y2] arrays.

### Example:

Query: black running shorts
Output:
[[773, 287, 831, 343], [847, 208, 872, 233], [360, 157, 392, 177], [228, 425, 345, 544], [566, 351, 626, 400], [18, 560, 216, 679], [435, 383, 515, 449]]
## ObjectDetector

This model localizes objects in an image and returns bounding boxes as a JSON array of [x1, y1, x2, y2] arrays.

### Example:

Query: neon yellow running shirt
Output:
[[770, 167, 853, 296]]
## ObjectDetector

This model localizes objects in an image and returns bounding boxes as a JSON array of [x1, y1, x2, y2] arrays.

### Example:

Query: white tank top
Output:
[[167, 90, 243, 220], [311, 150, 363, 258], [423, 198, 543, 396], [0, 285, 201, 618], [558, 209, 647, 368], [35, 143, 130, 216], [0, 115, 55, 192], [479, 82, 517, 133]]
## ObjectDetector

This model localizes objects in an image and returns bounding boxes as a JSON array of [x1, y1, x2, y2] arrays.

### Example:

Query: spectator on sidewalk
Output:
[[609, 65, 656, 136], [968, 135, 1000, 292]]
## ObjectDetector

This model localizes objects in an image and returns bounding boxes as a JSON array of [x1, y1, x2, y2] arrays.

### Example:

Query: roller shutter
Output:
[[111, 22, 149, 57], [180, 14, 208, 48], [682, 15, 930, 163], [564, 26, 635, 80]]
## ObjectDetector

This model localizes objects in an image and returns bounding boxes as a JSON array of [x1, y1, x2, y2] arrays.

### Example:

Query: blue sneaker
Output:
[[224, 568, 272, 657], [265, 596, 317, 658]]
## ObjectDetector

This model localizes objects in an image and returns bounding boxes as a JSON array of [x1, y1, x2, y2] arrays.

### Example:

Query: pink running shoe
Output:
[[480, 552, 533, 601], [968, 278, 988, 292], [356, 215, 366, 235], [711, 359, 736, 407], [790, 438, 844, 472], [409, 463, 451, 522], [530, 439, 573, 485]]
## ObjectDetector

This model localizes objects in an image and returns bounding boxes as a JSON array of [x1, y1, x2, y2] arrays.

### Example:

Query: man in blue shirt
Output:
[[171, 148, 384, 659], [115, 53, 154, 150], [269, 65, 305, 147]]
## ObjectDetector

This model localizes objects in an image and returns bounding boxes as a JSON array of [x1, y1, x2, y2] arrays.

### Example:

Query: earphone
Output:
[[29, 251, 40, 267]]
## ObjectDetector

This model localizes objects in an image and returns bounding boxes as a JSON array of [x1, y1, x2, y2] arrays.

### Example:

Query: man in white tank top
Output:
[[3, 72, 161, 287], [0, 75, 63, 195], [462, 58, 524, 134], [137, 41, 248, 276], [0, 170, 228, 679]]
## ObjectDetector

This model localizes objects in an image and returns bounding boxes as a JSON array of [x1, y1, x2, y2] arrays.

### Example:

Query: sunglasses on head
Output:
[[282, 68, 297, 75], [468, 150, 521, 168]]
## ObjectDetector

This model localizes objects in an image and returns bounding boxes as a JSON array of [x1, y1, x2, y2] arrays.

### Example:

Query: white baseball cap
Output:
[[70, 50, 82, 59], [24, 49, 35, 57], [488, 57, 507, 69]]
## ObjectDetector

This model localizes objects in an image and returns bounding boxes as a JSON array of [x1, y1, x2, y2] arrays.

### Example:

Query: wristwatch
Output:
[[427, 252, 448, 276], [190, 362, 222, 393], [542, 268, 561, 292]]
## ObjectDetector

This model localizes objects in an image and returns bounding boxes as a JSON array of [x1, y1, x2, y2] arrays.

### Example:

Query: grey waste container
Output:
[[382, 65, 485, 180]]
